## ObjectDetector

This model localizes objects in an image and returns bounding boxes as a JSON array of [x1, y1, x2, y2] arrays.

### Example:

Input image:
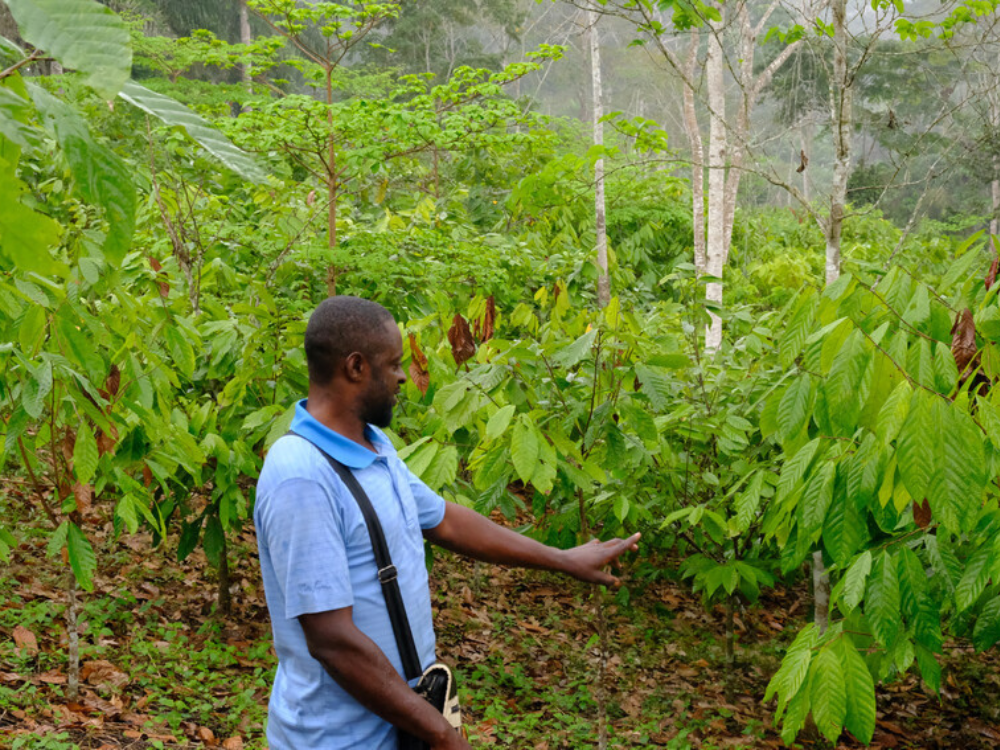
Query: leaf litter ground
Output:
[[2, 515, 1000, 748]]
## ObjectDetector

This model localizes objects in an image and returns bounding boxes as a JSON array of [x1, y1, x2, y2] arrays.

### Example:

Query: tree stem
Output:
[[66, 573, 80, 701]]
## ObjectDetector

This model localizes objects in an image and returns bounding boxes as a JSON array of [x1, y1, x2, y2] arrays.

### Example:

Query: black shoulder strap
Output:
[[286, 430, 423, 681]]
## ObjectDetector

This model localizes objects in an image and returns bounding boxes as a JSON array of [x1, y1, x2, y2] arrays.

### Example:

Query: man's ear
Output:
[[343, 351, 368, 383]]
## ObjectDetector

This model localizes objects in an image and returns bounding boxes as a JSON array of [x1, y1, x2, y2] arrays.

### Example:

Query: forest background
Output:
[[5, 0, 1000, 747]]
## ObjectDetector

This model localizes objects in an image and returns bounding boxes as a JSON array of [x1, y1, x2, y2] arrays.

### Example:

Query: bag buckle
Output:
[[378, 565, 398, 584]]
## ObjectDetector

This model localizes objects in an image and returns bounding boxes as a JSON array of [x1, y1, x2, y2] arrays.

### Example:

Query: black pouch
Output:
[[399, 663, 462, 750]]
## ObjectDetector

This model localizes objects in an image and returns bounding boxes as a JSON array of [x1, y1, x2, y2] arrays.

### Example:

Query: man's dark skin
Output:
[[300, 318, 641, 750]]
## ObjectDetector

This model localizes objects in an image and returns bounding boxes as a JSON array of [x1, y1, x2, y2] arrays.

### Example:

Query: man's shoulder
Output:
[[257, 434, 331, 493]]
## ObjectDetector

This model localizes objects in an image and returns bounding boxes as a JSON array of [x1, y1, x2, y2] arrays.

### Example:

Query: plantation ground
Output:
[[2, 505, 1000, 750]]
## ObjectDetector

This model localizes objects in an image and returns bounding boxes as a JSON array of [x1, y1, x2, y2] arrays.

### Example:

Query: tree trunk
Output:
[[992, 176, 999, 240], [595, 587, 610, 750], [720, 3, 755, 260], [217, 532, 232, 617], [326, 67, 338, 296], [589, 9, 610, 309], [66, 574, 80, 700], [800, 122, 811, 205], [238, 0, 251, 87], [704, 8, 726, 352], [683, 30, 707, 275], [724, 593, 737, 702], [991, 96, 999, 240], [0, 4, 21, 46], [825, 0, 850, 287]]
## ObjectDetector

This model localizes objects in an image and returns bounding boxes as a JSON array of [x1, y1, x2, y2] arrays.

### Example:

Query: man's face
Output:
[[360, 321, 406, 428]]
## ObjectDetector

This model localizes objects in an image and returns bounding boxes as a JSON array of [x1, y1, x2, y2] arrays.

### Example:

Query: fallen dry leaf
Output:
[[222, 737, 244, 750], [38, 669, 67, 684], [12, 625, 38, 656], [198, 725, 217, 744], [81, 660, 129, 690]]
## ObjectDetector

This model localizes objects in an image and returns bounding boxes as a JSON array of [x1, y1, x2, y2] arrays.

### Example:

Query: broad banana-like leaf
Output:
[[7, 0, 131, 99], [118, 80, 267, 184]]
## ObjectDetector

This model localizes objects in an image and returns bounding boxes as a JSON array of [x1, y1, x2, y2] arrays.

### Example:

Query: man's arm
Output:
[[423, 501, 640, 586], [299, 607, 470, 750]]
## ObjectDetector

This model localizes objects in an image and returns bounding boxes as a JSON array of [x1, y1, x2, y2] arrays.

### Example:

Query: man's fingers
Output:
[[604, 532, 641, 557], [594, 570, 619, 586]]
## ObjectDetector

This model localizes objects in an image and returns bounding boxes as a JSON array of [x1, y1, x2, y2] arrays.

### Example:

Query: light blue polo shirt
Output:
[[254, 400, 447, 749]]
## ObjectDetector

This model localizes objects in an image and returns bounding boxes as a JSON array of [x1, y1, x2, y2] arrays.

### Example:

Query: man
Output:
[[255, 296, 640, 749]]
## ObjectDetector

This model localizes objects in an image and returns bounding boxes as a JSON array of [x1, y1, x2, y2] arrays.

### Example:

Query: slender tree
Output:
[[589, 8, 610, 309]]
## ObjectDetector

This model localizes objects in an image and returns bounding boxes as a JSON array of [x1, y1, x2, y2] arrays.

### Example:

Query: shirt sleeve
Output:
[[404, 464, 447, 530], [259, 477, 354, 620]]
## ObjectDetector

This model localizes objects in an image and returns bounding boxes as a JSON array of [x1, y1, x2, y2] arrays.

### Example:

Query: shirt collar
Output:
[[290, 399, 391, 469]]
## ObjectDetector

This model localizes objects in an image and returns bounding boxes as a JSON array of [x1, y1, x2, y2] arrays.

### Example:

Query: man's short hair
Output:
[[305, 296, 395, 385]]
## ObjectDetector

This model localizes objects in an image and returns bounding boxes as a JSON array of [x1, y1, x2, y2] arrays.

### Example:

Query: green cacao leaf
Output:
[[67, 521, 96, 591], [0, 160, 62, 274], [955, 545, 992, 613], [823, 484, 867, 568], [875, 380, 911, 446], [765, 622, 817, 716], [896, 391, 935, 503], [810, 647, 847, 742], [800, 461, 835, 534], [485, 404, 516, 442], [838, 638, 876, 744], [777, 375, 813, 443], [865, 552, 901, 648], [510, 416, 538, 484], [973, 595, 1000, 651], [841, 551, 872, 615], [928, 403, 985, 534], [72, 422, 98, 485]]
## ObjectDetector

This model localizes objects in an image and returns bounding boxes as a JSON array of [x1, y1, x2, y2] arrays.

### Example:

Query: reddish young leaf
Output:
[[448, 314, 476, 367], [96, 426, 117, 457], [914, 498, 932, 529], [473, 296, 496, 342], [149, 257, 169, 297], [408, 333, 430, 397], [987, 256, 999, 291], [105, 364, 121, 399], [73, 482, 93, 516], [951, 308, 978, 375], [97, 364, 121, 405]]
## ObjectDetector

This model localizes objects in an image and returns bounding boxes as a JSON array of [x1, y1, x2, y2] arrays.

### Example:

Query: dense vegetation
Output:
[[5, 0, 1000, 747]]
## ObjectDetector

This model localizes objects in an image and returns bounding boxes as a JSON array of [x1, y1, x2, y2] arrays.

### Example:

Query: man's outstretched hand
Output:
[[559, 532, 641, 586]]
